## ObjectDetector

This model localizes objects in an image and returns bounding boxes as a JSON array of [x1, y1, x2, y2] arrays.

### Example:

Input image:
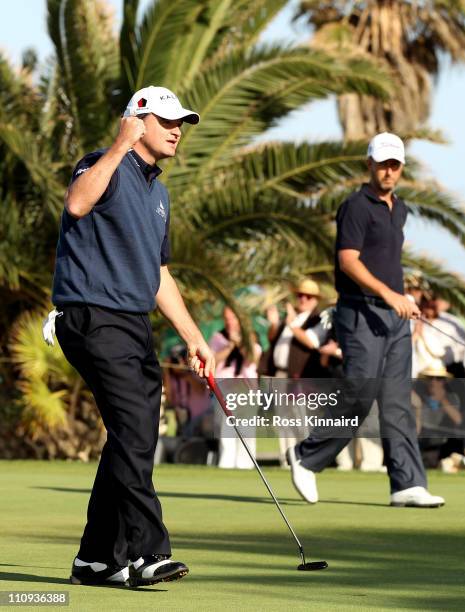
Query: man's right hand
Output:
[[115, 116, 146, 149], [382, 290, 420, 320], [66, 118, 146, 218], [285, 302, 297, 326]]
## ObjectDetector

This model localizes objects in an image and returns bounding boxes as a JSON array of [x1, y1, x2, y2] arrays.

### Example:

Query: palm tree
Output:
[[8, 309, 105, 459], [295, 0, 465, 139], [1, 0, 465, 448]]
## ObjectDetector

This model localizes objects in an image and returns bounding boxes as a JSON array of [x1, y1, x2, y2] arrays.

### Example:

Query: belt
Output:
[[339, 294, 392, 309]]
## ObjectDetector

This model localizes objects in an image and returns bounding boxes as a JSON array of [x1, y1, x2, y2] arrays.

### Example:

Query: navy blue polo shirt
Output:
[[335, 183, 407, 297], [52, 149, 171, 313]]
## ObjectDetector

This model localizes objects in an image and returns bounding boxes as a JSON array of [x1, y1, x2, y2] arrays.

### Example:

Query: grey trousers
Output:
[[296, 299, 427, 493]]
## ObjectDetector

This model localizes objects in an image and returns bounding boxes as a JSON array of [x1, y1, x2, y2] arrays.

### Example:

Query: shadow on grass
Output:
[[16, 525, 465, 606], [319, 499, 395, 508], [0, 571, 166, 592], [4, 520, 464, 609], [0, 563, 67, 570], [32, 486, 389, 509], [169, 527, 465, 610], [31, 486, 303, 506], [0, 571, 70, 586]]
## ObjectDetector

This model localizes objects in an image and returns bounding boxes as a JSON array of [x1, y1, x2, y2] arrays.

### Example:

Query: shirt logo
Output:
[[156, 200, 167, 220]]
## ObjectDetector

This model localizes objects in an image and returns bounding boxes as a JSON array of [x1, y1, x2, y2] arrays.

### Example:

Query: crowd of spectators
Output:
[[161, 275, 465, 473]]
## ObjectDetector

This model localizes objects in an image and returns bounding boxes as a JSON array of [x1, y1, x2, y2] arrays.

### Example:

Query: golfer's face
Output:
[[144, 114, 182, 159], [369, 158, 403, 192]]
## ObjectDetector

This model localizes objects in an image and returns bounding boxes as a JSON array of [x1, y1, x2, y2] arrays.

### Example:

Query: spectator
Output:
[[434, 298, 465, 378], [259, 279, 338, 464], [412, 296, 447, 376], [404, 270, 426, 307], [261, 279, 324, 379], [412, 362, 464, 467], [209, 307, 261, 469]]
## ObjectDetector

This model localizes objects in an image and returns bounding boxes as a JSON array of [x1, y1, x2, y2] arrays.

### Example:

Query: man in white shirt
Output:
[[265, 279, 325, 378], [263, 279, 328, 464]]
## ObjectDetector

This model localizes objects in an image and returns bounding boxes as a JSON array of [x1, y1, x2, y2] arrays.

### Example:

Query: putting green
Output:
[[0, 461, 464, 611]]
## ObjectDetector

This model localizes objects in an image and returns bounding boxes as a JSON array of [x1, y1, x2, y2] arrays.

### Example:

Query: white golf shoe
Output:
[[286, 447, 318, 504], [390, 486, 445, 508]]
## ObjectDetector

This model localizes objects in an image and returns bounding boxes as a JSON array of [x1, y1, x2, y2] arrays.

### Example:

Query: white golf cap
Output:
[[123, 86, 199, 124], [367, 132, 405, 164]]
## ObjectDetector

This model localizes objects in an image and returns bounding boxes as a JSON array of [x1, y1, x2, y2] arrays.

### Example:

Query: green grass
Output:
[[0, 461, 464, 611]]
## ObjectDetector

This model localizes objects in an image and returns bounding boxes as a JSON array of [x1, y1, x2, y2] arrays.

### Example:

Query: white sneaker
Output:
[[286, 447, 318, 504], [390, 486, 445, 508]]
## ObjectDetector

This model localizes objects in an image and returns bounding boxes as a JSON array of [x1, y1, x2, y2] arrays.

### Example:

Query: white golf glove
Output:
[[42, 309, 63, 346]]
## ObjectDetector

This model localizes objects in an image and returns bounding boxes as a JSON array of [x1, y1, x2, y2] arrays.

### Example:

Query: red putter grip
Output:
[[200, 360, 232, 417], [199, 360, 215, 387]]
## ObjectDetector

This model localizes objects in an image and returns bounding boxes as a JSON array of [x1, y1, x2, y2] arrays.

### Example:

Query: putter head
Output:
[[297, 561, 328, 571]]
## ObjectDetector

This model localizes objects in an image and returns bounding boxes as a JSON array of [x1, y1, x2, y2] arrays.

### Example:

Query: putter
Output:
[[205, 367, 328, 572]]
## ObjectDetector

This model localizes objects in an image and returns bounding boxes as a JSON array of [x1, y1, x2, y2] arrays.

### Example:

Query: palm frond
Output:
[[0, 53, 41, 129], [242, 140, 368, 197], [401, 127, 448, 145], [167, 46, 390, 180], [209, 0, 287, 58], [47, 0, 119, 150], [169, 141, 369, 260], [174, 0, 236, 90], [135, 0, 206, 90], [0, 196, 48, 292], [8, 309, 81, 431], [18, 379, 68, 431], [0, 122, 64, 217], [9, 310, 77, 384], [134, 0, 287, 91], [399, 181, 465, 247], [119, 0, 140, 100]]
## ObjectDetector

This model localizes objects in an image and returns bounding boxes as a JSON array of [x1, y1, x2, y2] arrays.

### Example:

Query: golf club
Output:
[[204, 365, 328, 572], [420, 316, 465, 349]]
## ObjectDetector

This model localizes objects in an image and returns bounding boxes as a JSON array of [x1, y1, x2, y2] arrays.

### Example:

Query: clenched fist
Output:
[[116, 116, 146, 149]]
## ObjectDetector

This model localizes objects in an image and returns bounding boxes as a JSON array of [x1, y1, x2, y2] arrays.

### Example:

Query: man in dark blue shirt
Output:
[[51, 86, 215, 587], [287, 133, 445, 509]]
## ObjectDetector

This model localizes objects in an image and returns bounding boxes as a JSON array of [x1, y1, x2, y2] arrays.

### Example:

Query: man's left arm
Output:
[[156, 266, 215, 378]]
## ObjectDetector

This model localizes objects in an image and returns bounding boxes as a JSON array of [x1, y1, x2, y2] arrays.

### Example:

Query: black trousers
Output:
[[55, 304, 170, 565], [296, 299, 427, 493]]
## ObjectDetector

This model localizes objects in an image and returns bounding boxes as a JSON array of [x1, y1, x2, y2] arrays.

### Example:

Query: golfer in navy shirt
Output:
[[286, 133, 445, 509], [52, 86, 215, 587]]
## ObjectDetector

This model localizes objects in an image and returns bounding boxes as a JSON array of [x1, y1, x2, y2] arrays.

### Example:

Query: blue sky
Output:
[[1, 0, 464, 276]]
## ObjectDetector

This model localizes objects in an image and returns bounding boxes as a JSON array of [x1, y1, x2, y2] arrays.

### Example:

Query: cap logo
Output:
[[378, 141, 401, 149], [138, 98, 147, 108]]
